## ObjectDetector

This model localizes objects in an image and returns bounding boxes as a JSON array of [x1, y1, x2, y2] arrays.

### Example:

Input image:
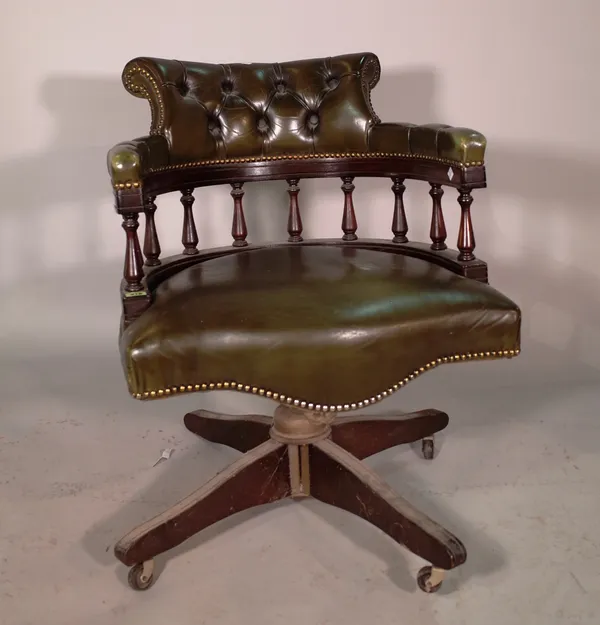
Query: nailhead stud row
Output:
[[132, 348, 520, 411], [114, 181, 142, 190], [123, 64, 165, 131], [146, 151, 483, 174]]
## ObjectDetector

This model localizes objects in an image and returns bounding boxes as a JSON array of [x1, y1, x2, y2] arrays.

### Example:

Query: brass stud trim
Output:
[[132, 348, 520, 409], [123, 64, 166, 133], [114, 181, 142, 190], [115, 153, 484, 189], [144, 151, 485, 174]]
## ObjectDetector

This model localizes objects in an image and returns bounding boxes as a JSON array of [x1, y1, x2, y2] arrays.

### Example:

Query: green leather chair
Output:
[[107, 52, 521, 594]]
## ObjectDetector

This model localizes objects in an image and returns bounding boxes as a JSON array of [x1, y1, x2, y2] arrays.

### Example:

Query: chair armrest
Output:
[[369, 122, 486, 166], [107, 135, 170, 189]]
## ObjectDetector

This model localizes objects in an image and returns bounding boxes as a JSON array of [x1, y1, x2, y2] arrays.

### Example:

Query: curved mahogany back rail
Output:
[[117, 156, 485, 319]]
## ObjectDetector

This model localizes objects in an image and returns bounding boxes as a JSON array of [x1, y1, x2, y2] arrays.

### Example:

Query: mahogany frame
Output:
[[115, 156, 486, 327]]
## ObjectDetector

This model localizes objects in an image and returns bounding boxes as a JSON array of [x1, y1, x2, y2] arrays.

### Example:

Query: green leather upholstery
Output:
[[107, 135, 169, 188], [370, 123, 486, 167], [108, 53, 486, 186], [120, 246, 520, 408]]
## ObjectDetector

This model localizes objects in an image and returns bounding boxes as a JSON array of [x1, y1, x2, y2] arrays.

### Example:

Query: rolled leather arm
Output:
[[369, 122, 486, 166], [107, 134, 170, 188]]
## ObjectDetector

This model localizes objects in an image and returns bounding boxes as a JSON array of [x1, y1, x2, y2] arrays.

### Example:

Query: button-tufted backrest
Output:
[[122, 53, 381, 163]]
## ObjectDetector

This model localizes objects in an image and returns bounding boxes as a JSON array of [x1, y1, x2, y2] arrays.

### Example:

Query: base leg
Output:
[[310, 438, 466, 570], [115, 439, 289, 566], [331, 409, 449, 459], [184, 409, 272, 452]]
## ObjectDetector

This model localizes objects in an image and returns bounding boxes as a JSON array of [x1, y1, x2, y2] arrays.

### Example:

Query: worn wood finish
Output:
[[310, 439, 467, 570], [391, 176, 408, 243], [116, 406, 466, 579], [182, 408, 447, 459], [122, 213, 144, 291], [114, 440, 289, 566], [331, 409, 449, 459], [230, 182, 248, 247], [119, 282, 151, 331], [184, 409, 272, 452], [286, 178, 303, 242], [143, 196, 161, 266], [180, 189, 199, 255], [457, 188, 476, 261], [429, 184, 447, 251], [341, 176, 358, 241]]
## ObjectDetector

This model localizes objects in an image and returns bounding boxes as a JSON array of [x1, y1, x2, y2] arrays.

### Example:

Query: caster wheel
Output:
[[417, 565, 444, 593], [128, 560, 155, 591], [422, 438, 434, 460]]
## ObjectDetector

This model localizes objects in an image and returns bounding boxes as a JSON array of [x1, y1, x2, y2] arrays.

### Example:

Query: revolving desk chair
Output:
[[107, 52, 521, 593]]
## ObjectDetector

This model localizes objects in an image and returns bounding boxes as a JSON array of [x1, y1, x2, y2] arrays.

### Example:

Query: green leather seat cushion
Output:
[[120, 246, 520, 408]]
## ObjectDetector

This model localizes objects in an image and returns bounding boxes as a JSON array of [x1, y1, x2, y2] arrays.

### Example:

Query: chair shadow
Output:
[[0, 77, 141, 282]]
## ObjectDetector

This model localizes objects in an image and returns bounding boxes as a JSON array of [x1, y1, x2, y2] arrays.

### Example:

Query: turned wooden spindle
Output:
[[287, 178, 303, 242], [429, 184, 447, 251], [391, 177, 408, 243], [180, 188, 199, 255], [230, 182, 248, 247], [122, 213, 144, 292], [341, 176, 358, 241], [457, 188, 476, 261], [143, 196, 161, 266]]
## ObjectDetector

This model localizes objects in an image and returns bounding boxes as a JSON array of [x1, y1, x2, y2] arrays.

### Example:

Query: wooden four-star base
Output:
[[115, 405, 464, 594]]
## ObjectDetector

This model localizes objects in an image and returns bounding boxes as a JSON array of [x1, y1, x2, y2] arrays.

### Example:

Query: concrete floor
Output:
[[1, 268, 600, 624]]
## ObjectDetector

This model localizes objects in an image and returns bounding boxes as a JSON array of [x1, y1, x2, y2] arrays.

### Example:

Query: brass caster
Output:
[[422, 436, 434, 460], [417, 565, 444, 593], [128, 559, 155, 591]]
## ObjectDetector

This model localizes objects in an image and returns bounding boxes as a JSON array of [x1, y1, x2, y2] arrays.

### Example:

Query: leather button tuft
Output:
[[221, 80, 234, 94], [178, 81, 190, 96], [275, 81, 286, 94], [257, 118, 269, 132], [307, 113, 319, 129], [327, 76, 340, 89]]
